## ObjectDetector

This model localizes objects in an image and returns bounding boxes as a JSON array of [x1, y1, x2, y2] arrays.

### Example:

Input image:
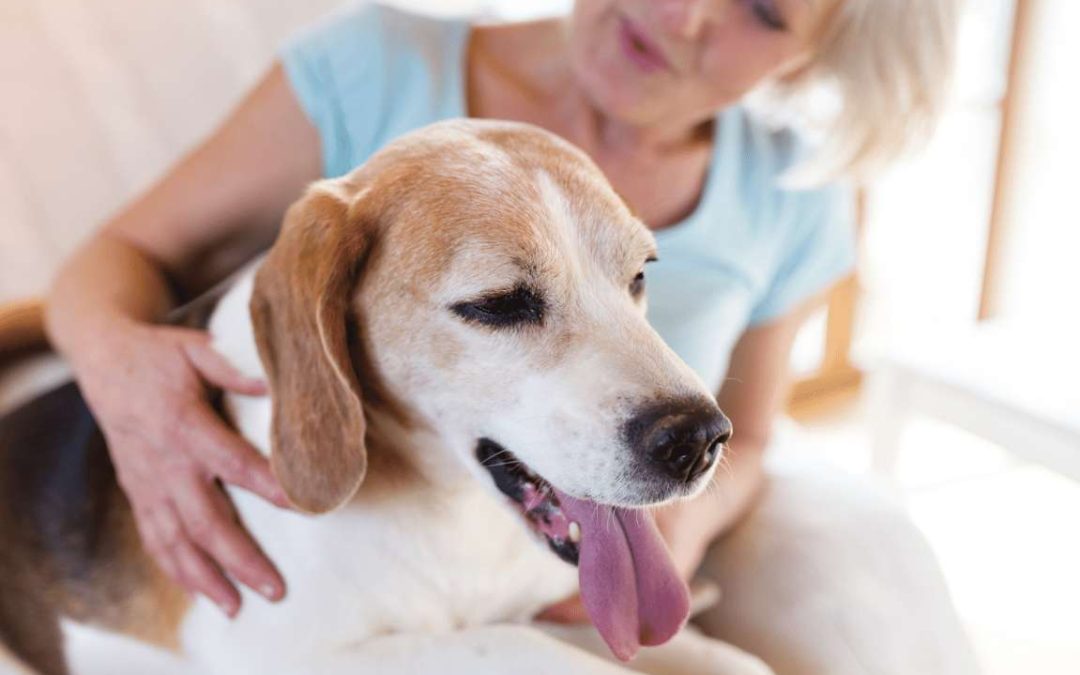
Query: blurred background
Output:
[[1, 1, 1077, 673]]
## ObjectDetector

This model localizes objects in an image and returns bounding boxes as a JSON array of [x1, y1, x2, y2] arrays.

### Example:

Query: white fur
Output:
[[58, 620, 189, 675], [364, 169, 717, 507], [59, 264, 580, 673], [61, 151, 740, 674], [62, 265, 584, 674]]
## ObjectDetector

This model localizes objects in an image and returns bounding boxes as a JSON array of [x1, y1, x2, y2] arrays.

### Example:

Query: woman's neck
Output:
[[467, 17, 717, 231], [468, 18, 711, 160]]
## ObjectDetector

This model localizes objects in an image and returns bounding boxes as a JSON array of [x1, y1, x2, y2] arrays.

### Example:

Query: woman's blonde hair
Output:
[[765, 0, 963, 184]]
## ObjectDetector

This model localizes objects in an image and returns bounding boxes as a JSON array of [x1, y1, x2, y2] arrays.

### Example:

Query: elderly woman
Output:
[[44, 0, 975, 672]]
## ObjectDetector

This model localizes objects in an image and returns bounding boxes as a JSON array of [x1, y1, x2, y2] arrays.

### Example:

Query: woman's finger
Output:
[[131, 500, 183, 586], [143, 500, 241, 616], [171, 535, 243, 618], [172, 475, 286, 602], [182, 336, 267, 396], [535, 594, 591, 624], [177, 405, 290, 508]]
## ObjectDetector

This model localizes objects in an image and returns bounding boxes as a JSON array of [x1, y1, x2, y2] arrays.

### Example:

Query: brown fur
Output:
[[0, 641, 37, 675], [0, 379, 190, 675], [0, 119, 665, 674], [250, 188, 378, 515], [0, 303, 189, 675]]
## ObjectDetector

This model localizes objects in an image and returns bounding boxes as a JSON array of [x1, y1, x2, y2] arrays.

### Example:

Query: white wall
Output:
[[855, 0, 1018, 360], [993, 0, 1080, 332], [0, 0, 569, 303]]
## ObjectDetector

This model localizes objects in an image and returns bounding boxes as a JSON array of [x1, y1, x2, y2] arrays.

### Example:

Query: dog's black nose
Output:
[[625, 400, 732, 484]]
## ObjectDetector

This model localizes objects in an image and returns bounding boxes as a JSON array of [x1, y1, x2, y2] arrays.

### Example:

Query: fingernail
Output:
[[260, 583, 278, 600], [217, 600, 237, 618]]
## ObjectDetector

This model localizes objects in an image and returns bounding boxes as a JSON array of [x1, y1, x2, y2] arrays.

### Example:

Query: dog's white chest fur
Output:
[[175, 267, 578, 672], [179, 489, 577, 672]]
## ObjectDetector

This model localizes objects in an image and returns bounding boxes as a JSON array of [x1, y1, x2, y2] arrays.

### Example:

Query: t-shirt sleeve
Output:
[[748, 182, 857, 325], [278, 2, 386, 178]]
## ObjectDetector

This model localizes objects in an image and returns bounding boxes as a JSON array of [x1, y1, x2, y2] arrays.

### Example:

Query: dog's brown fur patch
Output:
[[0, 120, 666, 673], [0, 380, 190, 675]]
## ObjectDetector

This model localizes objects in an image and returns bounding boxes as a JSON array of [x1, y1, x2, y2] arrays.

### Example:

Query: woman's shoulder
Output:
[[285, 2, 457, 57], [710, 106, 852, 245], [282, 1, 467, 94], [720, 107, 825, 209], [689, 106, 856, 323], [279, 1, 470, 177]]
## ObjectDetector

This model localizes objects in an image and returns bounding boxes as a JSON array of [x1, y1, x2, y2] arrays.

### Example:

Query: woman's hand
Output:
[[75, 320, 291, 617], [41, 62, 321, 616]]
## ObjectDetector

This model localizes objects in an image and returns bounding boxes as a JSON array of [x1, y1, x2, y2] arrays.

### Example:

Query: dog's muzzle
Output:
[[475, 438, 580, 564]]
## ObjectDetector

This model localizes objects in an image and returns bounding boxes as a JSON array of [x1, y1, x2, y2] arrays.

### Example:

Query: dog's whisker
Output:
[[702, 479, 726, 501], [478, 448, 522, 470], [480, 448, 513, 461], [716, 455, 735, 482], [479, 458, 523, 469]]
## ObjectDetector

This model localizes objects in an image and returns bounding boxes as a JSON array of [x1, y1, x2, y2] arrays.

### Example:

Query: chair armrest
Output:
[[0, 298, 48, 359]]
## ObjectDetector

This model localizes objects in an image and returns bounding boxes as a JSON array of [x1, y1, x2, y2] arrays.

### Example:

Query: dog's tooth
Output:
[[568, 521, 581, 543]]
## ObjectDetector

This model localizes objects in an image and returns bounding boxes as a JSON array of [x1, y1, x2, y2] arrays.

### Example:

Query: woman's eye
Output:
[[630, 271, 646, 297], [451, 286, 545, 328], [749, 0, 787, 32]]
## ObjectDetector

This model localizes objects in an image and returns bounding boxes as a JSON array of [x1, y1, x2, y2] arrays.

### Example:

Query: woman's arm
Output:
[[49, 63, 319, 334], [45, 63, 320, 615], [655, 292, 827, 579]]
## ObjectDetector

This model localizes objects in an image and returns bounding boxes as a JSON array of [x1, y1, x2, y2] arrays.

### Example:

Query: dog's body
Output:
[[183, 267, 581, 671], [0, 120, 771, 675], [0, 298, 577, 675]]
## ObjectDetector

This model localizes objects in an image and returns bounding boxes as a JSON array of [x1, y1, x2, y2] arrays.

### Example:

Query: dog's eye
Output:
[[630, 257, 656, 298], [451, 286, 545, 328]]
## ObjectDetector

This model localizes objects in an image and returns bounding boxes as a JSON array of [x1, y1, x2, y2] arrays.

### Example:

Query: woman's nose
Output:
[[655, 0, 711, 40]]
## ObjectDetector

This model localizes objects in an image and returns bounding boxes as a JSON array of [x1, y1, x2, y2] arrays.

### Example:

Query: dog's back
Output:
[[0, 295, 238, 674], [0, 382, 105, 674], [0, 366, 186, 675]]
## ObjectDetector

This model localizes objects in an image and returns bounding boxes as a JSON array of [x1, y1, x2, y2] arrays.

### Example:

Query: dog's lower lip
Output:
[[475, 438, 580, 565]]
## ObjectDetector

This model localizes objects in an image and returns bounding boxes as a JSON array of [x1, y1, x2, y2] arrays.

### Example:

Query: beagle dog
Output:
[[0, 120, 772, 675]]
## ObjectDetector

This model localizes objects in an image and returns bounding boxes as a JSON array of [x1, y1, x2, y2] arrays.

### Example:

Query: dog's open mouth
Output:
[[476, 438, 580, 565], [474, 437, 691, 662]]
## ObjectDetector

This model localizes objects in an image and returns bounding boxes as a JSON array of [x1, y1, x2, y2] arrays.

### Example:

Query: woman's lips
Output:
[[616, 15, 673, 74]]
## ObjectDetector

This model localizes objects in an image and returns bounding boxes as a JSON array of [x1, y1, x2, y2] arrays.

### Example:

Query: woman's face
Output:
[[569, 0, 838, 129]]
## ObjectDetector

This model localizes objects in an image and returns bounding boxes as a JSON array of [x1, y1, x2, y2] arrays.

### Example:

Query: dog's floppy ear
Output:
[[250, 181, 378, 514]]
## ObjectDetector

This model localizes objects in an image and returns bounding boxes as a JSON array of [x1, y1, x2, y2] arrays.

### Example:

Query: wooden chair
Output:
[[0, 299, 48, 364], [869, 321, 1080, 483], [0, 299, 66, 414]]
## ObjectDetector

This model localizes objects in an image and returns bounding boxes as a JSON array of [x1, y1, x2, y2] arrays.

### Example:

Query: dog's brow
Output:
[[631, 241, 659, 266]]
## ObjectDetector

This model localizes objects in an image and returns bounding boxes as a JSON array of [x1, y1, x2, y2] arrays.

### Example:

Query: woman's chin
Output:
[[581, 75, 667, 127]]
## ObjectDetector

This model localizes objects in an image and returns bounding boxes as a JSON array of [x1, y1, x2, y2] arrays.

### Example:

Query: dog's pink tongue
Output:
[[553, 489, 690, 661]]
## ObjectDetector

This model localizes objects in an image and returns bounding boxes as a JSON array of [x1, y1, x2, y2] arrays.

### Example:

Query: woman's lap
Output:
[[692, 454, 981, 675]]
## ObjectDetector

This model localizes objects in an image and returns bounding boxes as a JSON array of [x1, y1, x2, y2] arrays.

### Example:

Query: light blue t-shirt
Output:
[[281, 2, 855, 394]]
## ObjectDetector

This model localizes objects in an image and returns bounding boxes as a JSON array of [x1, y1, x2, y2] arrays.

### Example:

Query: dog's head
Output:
[[251, 119, 730, 658]]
